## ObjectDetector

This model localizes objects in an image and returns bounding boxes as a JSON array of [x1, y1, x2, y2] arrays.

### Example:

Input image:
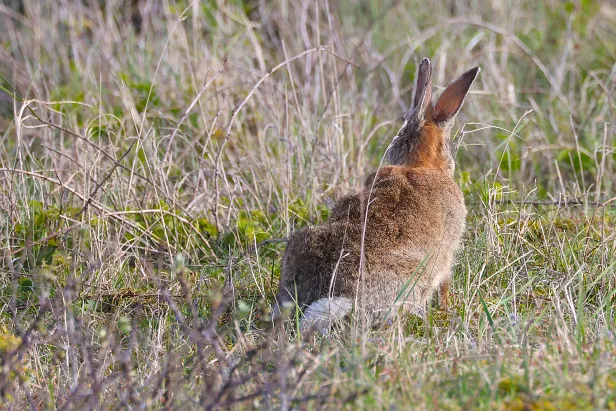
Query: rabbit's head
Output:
[[387, 58, 480, 176]]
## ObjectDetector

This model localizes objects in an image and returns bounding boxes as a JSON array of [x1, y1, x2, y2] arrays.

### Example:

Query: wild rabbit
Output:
[[274, 58, 480, 333]]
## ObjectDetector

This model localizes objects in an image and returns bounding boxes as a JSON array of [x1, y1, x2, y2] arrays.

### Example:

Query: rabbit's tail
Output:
[[301, 297, 353, 334]]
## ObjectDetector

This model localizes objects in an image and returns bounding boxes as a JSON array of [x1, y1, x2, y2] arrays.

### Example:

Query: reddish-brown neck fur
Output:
[[404, 121, 449, 171]]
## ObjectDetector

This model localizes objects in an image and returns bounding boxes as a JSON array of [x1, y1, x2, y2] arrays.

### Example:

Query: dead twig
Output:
[[75, 140, 138, 218]]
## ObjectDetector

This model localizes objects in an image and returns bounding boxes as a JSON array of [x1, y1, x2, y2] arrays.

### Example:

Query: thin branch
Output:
[[75, 140, 137, 217]]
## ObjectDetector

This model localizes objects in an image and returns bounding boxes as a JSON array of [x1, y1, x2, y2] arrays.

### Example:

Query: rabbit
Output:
[[274, 58, 480, 333]]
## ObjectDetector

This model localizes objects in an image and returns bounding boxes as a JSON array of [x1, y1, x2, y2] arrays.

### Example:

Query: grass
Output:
[[0, 0, 615, 408]]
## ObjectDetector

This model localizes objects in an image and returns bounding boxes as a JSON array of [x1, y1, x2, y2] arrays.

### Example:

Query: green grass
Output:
[[1, 0, 615, 408]]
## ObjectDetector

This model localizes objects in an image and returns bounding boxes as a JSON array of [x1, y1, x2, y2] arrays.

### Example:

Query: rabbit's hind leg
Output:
[[438, 280, 450, 309]]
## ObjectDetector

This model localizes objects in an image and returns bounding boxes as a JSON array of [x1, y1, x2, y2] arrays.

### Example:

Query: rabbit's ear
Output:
[[405, 58, 432, 123], [434, 66, 480, 127]]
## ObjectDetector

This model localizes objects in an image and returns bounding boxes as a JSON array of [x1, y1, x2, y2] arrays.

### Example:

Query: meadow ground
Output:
[[1, 0, 615, 409]]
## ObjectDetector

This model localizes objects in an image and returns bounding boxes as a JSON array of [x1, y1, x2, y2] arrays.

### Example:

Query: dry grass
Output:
[[1, 0, 615, 409]]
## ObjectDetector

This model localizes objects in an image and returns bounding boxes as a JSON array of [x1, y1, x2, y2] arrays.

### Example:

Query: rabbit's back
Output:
[[338, 166, 466, 321], [331, 166, 465, 249], [277, 166, 466, 323]]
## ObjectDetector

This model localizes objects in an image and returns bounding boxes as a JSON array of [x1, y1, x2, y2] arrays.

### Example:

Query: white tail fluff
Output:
[[301, 297, 353, 334]]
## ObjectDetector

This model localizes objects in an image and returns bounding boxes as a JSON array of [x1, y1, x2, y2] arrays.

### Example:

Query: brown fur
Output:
[[275, 58, 480, 327]]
